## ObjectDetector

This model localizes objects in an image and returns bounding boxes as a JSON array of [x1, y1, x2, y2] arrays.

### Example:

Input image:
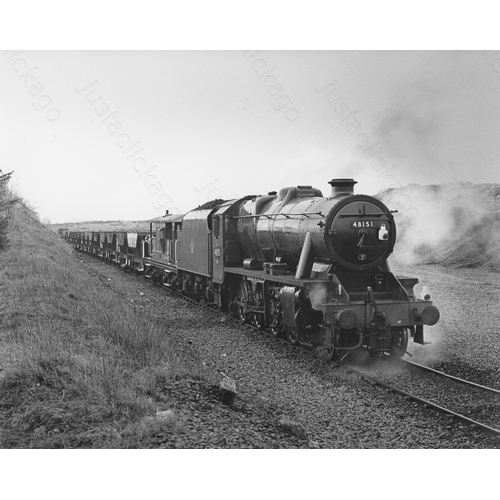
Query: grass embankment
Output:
[[0, 199, 191, 448]]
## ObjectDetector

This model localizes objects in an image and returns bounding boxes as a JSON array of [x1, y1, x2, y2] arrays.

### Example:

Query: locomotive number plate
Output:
[[351, 221, 376, 228]]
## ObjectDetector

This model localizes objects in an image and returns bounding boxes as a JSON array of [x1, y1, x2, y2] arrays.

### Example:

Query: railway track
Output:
[[79, 252, 500, 440], [343, 361, 500, 438], [400, 359, 500, 395]]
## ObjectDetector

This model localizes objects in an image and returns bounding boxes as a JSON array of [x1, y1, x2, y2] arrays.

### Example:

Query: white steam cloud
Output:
[[378, 182, 500, 269]]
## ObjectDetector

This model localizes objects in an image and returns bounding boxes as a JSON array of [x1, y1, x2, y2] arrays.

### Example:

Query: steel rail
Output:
[[340, 364, 500, 438], [401, 359, 500, 395]]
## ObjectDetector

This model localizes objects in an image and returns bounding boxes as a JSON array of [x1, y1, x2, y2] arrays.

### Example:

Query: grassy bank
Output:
[[0, 198, 190, 448]]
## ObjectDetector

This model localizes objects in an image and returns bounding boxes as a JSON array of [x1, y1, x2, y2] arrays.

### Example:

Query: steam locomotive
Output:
[[64, 178, 440, 360]]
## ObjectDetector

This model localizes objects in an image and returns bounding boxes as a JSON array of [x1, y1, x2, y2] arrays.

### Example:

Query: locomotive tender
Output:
[[67, 178, 440, 360]]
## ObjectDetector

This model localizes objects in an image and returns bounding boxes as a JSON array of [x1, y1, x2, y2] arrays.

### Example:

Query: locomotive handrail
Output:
[[232, 214, 292, 219], [232, 211, 324, 220], [301, 211, 325, 217], [339, 212, 390, 218], [232, 214, 284, 219]]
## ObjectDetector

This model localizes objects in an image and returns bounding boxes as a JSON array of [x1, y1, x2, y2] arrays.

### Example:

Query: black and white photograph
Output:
[[1, 2, 499, 499]]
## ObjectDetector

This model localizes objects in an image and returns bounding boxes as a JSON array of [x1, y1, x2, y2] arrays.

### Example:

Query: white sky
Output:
[[1, 4, 500, 228], [2, 49, 499, 223], [2, 49, 500, 223]]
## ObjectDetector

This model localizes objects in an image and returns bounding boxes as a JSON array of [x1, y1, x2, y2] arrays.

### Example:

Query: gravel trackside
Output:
[[394, 263, 500, 389], [78, 254, 500, 448]]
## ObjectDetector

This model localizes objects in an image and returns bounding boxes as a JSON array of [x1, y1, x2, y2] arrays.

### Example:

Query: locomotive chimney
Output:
[[328, 178, 357, 196]]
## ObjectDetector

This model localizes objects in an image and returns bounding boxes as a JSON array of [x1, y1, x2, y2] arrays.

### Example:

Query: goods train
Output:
[[61, 178, 440, 360]]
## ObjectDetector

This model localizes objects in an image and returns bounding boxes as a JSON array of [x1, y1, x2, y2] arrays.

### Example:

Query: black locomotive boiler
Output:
[[68, 178, 440, 360]]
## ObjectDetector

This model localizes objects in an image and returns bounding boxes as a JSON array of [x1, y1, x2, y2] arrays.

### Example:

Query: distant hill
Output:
[[377, 182, 500, 269], [49, 220, 150, 233]]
